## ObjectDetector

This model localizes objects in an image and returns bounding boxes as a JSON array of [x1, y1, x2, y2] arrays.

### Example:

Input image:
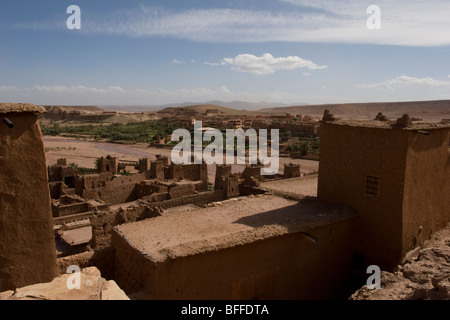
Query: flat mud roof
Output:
[[113, 194, 356, 262], [261, 174, 318, 198], [0, 103, 46, 114]]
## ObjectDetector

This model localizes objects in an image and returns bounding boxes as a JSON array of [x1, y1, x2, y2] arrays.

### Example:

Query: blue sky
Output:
[[1, 0, 450, 107]]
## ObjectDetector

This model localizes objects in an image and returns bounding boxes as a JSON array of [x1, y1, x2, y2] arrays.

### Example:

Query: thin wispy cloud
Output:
[[204, 61, 227, 67], [357, 75, 450, 90], [0, 85, 127, 94], [83, 2, 450, 46], [279, 0, 450, 46], [84, 7, 312, 43], [13, 2, 450, 46]]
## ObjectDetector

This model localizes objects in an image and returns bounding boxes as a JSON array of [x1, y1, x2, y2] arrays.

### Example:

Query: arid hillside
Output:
[[40, 105, 158, 124], [39, 100, 450, 123], [259, 100, 450, 121]]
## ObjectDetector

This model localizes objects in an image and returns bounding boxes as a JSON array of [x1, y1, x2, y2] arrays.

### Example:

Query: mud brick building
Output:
[[112, 196, 357, 299], [318, 118, 450, 269]]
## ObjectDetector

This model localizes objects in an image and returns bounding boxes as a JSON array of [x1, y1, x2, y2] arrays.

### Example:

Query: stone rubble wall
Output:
[[351, 223, 450, 300]]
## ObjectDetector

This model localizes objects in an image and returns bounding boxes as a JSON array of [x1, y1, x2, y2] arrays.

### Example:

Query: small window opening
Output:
[[365, 175, 380, 196]]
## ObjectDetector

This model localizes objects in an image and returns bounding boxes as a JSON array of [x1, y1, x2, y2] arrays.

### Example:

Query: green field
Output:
[[40, 121, 177, 144]]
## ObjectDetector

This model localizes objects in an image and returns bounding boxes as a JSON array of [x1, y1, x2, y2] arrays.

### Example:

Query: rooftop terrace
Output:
[[113, 194, 356, 262]]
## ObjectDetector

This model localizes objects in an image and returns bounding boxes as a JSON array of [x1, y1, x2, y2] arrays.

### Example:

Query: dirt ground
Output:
[[43, 136, 319, 183]]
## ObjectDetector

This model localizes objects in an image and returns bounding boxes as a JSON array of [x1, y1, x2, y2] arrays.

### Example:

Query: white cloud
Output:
[[357, 75, 450, 90], [214, 53, 327, 75], [303, 72, 312, 77], [32, 85, 126, 94], [171, 59, 185, 64]]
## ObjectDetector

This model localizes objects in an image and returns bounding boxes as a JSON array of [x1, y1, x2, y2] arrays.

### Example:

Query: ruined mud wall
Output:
[[90, 205, 161, 250], [82, 173, 147, 205], [56, 247, 115, 280], [135, 183, 168, 198], [157, 190, 225, 210], [168, 183, 196, 198], [112, 218, 356, 299], [284, 164, 301, 178], [182, 163, 208, 189], [0, 110, 57, 291], [49, 181, 62, 199]]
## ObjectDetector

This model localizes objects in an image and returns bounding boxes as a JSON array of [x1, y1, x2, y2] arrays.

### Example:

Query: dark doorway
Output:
[[64, 176, 76, 188]]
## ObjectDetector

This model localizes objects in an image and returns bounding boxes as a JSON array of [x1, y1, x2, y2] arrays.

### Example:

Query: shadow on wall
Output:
[[0, 256, 14, 291]]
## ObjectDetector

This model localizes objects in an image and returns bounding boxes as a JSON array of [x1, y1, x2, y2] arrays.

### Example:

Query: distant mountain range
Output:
[[101, 100, 301, 112]]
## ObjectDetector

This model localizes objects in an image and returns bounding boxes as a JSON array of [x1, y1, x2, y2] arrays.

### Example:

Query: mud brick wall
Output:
[[54, 202, 89, 217], [284, 164, 301, 178], [156, 190, 225, 210], [111, 231, 153, 294], [135, 183, 168, 199], [82, 173, 147, 205], [0, 109, 57, 291], [168, 183, 195, 199], [112, 218, 357, 299]]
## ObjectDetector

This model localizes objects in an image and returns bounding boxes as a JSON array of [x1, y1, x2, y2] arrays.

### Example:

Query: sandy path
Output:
[[43, 136, 319, 183], [44, 136, 172, 168]]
